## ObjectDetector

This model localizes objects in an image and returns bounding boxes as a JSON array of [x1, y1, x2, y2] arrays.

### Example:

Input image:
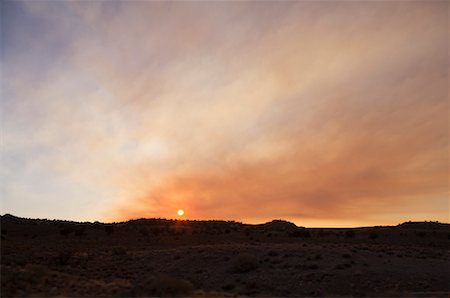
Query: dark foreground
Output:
[[1, 214, 449, 297]]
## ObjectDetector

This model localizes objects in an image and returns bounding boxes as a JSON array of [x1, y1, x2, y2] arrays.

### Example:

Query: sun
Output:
[[177, 209, 184, 217]]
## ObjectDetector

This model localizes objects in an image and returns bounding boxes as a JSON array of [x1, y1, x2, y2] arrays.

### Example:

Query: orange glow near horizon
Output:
[[2, 1, 448, 227]]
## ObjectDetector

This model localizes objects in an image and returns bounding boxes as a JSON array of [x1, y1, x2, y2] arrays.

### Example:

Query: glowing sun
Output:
[[177, 209, 184, 217]]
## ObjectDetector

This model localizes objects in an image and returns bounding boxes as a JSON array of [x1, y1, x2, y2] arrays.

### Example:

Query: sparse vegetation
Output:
[[139, 227, 149, 236], [1, 215, 449, 297], [345, 230, 355, 238], [104, 225, 114, 235], [151, 227, 162, 236], [56, 250, 73, 265], [112, 246, 127, 257], [222, 283, 235, 291], [416, 231, 426, 238], [289, 229, 311, 238], [369, 231, 378, 239], [60, 226, 74, 236], [335, 263, 351, 270], [268, 250, 279, 257], [74, 228, 85, 236], [134, 276, 194, 297], [230, 254, 259, 273]]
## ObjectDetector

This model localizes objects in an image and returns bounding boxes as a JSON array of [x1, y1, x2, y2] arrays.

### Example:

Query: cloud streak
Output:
[[1, 1, 448, 226]]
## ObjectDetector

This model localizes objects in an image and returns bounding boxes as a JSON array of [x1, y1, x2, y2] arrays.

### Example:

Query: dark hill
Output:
[[1, 214, 449, 297]]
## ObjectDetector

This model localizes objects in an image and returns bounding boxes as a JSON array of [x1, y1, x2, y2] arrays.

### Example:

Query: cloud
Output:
[[1, 1, 448, 225]]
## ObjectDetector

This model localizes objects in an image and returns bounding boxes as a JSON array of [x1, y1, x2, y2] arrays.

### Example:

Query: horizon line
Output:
[[1, 213, 448, 229]]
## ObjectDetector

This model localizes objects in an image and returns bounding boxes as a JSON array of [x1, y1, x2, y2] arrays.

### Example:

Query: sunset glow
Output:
[[1, 1, 448, 227]]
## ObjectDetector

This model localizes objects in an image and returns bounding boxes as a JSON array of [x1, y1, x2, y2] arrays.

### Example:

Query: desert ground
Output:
[[1, 214, 449, 297]]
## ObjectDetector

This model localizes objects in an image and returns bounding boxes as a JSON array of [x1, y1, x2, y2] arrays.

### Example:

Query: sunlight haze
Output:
[[1, 1, 448, 227]]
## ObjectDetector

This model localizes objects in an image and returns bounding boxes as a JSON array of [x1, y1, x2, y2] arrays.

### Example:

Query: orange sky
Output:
[[2, 1, 448, 227]]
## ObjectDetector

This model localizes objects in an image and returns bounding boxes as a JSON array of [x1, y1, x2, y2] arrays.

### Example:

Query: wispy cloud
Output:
[[1, 1, 448, 226]]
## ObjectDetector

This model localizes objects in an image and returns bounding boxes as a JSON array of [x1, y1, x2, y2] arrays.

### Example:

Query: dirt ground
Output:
[[1, 214, 449, 297]]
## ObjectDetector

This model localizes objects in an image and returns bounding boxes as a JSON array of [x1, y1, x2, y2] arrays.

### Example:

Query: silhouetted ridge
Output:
[[261, 220, 299, 231], [396, 221, 449, 230]]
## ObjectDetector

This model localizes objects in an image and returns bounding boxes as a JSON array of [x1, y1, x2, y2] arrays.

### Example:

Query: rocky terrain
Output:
[[1, 214, 449, 297]]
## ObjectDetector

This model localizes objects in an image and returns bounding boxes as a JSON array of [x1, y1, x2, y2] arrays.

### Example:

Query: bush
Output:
[[60, 227, 74, 236], [74, 228, 85, 236], [267, 250, 279, 257], [104, 225, 114, 235], [151, 227, 162, 236], [222, 283, 235, 291], [56, 250, 73, 265], [289, 229, 311, 238], [230, 254, 258, 273], [416, 231, 426, 238], [112, 246, 127, 257], [368, 232, 378, 239], [7, 253, 30, 266], [335, 263, 351, 270], [345, 230, 355, 238], [136, 276, 194, 297], [139, 227, 149, 236]]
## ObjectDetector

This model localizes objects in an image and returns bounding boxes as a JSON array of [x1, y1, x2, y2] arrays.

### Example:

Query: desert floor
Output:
[[1, 215, 449, 297]]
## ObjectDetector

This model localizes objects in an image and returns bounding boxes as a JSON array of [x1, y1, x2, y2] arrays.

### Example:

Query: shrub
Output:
[[368, 232, 378, 239], [230, 254, 258, 273], [267, 250, 279, 257], [93, 221, 101, 229], [138, 276, 194, 297], [151, 227, 162, 236], [9, 253, 30, 266], [335, 263, 351, 270], [104, 225, 114, 235], [222, 283, 235, 291], [139, 227, 149, 236], [74, 228, 85, 236], [56, 250, 73, 265], [415, 231, 426, 238], [112, 246, 127, 257], [289, 229, 311, 238], [345, 230, 355, 238], [60, 227, 74, 236]]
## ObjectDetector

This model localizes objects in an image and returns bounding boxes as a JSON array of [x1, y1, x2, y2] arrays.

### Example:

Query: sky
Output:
[[1, 1, 448, 227]]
